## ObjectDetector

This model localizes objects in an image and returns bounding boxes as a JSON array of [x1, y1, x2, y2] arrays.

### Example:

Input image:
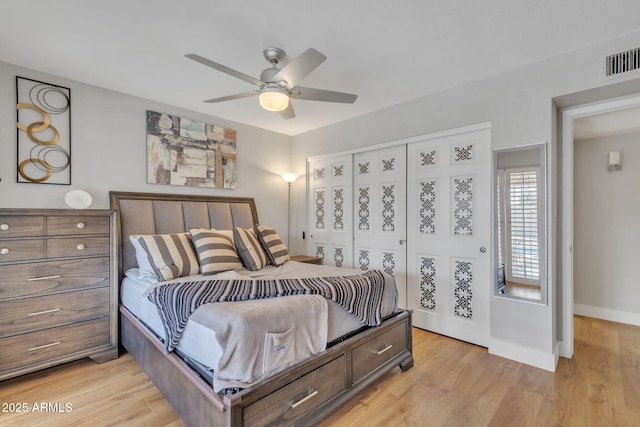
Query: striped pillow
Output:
[[256, 225, 290, 266], [190, 228, 243, 274], [233, 227, 268, 271], [131, 232, 199, 281]]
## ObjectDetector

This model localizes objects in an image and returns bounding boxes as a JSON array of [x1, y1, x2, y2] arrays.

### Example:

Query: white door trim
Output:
[[560, 94, 640, 358]]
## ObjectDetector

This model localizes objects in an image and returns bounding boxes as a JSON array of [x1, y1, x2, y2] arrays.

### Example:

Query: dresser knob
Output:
[[76, 222, 85, 229], [0, 247, 9, 255], [76, 244, 85, 250], [0, 223, 9, 231]]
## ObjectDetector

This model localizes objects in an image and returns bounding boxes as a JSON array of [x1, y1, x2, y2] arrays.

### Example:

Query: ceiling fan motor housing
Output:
[[260, 67, 281, 84]]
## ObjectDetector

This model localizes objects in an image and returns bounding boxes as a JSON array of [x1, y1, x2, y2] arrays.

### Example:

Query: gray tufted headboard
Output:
[[109, 191, 259, 278]]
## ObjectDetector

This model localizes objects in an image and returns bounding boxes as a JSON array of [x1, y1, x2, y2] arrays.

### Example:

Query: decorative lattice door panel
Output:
[[353, 145, 407, 308], [406, 126, 491, 346], [307, 155, 353, 268]]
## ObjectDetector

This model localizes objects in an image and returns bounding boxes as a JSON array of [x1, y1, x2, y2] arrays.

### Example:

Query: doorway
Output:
[[561, 94, 640, 358]]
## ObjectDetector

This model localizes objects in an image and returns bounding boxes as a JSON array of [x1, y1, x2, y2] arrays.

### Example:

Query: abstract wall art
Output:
[[16, 77, 71, 184], [146, 110, 237, 189]]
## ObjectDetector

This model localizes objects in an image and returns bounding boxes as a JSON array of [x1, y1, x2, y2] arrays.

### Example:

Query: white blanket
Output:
[[206, 294, 328, 392]]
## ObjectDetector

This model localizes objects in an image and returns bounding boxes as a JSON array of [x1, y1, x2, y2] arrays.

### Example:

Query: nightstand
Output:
[[0, 209, 118, 380], [290, 255, 323, 265]]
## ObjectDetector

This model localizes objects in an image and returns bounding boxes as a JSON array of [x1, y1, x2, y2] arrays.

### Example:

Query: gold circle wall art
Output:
[[16, 77, 71, 184]]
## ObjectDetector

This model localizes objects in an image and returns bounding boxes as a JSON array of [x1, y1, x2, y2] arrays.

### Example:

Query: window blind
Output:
[[508, 170, 539, 281]]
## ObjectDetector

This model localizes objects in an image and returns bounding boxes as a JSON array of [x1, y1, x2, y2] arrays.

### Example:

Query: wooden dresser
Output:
[[0, 209, 118, 381]]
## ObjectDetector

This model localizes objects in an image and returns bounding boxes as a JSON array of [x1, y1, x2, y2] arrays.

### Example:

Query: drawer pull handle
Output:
[[77, 222, 85, 229], [28, 275, 62, 282], [375, 344, 393, 355], [28, 341, 61, 352], [0, 223, 9, 231], [76, 244, 85, 250], [28, 308, 61, 316], [290, 389, 318, 409], [0, 247, 9, 255]]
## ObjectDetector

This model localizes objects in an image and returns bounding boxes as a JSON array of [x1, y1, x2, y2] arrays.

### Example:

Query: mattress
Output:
[[121, 261, 398, 372]]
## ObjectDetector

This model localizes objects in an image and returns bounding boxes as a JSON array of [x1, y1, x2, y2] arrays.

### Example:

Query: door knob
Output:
[[399, 239, 407, 245], [480, 247, 486, 253]]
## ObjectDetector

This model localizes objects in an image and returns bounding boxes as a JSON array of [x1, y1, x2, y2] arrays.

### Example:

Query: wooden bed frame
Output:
[[110, 191, 413, 427]]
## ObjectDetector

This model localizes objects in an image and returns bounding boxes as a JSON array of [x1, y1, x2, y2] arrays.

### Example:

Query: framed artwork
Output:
[[146, 110, 237, 189], [16, 76, 71, 184]]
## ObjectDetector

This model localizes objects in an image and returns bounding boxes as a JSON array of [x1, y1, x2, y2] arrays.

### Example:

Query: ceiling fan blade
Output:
[[273, 48, 326, 89], [290, 86, 357, 104], [203, 91, 258, 103], [185, 54, 265, 87], [279, 103, 296, 120]]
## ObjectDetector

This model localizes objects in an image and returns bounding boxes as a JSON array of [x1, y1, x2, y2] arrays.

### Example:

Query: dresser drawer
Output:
[[0, 216, 45, 238], [0, 317, 110, 373], [352, 322, 407, 384], [46, 236, 110, 258], [0, 257, 110, 300], [0, 287, 109, 338], [47, 216, 110, 236], [0, 239, 45, 263], [243, 355, 346, 427]]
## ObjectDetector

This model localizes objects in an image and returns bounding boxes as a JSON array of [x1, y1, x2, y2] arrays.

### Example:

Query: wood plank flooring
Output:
[[0, 316, 638, 426]]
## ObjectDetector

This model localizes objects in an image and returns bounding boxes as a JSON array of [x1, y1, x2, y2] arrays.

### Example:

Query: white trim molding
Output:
[[574, 304, 640, 327], [560, 93, 640, 359], [489, 338, 557, 372]]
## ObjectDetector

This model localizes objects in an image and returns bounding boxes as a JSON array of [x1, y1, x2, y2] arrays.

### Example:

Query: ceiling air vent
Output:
[[606, 47, 640, 77]]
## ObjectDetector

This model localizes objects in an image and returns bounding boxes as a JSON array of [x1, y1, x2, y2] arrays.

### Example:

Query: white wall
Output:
[[574, 132, 640, 325], [290, 30, 640, 369], [0, 61, 293, 237]]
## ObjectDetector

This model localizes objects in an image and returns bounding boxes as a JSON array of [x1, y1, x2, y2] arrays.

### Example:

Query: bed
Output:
[[110, 191, 413, 427]]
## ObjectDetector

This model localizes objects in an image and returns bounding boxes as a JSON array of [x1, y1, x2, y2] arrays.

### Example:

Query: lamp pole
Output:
[[286, 181, 292, 248], [281, 173, 299, 249]]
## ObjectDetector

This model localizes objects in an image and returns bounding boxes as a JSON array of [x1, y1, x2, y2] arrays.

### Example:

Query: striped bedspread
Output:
[[147, 269, 386, 353]]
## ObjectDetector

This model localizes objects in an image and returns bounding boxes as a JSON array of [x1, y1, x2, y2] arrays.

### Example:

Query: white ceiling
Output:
[[2, 1, 640, 136]]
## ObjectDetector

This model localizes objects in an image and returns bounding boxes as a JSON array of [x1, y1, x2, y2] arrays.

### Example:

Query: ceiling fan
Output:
[[185, 47, 357, 120]]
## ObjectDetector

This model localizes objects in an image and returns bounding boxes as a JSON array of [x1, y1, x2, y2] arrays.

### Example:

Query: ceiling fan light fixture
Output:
[[259, 87, 289, 112]]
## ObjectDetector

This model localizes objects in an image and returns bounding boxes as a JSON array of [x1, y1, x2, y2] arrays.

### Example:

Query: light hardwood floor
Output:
[[0, 316, 638, 426]]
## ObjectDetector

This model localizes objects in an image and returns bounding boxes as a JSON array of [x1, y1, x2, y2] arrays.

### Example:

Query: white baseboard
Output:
[[574, 304, 640, 326], [488, 338, 557, 372]]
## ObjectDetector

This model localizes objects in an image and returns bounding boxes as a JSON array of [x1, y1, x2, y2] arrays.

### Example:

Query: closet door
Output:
[[307, 156, 353, 267], [353, 146, 407, 308], [407, 127, 491, 346]]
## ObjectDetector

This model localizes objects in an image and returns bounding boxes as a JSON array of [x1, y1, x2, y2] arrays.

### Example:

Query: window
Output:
[[498, 167, 541, 285]]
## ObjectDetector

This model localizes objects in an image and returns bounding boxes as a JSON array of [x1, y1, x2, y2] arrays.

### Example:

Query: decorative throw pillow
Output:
[[130, 232, 199, 281], [233, 227, 268, 271], [129, 236, 160, 282], [190, 228, 243, 274], [256, 224, 290, 266]]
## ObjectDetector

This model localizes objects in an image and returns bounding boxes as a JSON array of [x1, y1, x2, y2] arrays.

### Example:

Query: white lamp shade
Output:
[[259, 90, 289, 111], [281, 172, 299, 184]]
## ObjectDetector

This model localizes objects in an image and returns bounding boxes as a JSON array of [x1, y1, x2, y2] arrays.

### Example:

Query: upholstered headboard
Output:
[[109, 191, 259, 277]]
